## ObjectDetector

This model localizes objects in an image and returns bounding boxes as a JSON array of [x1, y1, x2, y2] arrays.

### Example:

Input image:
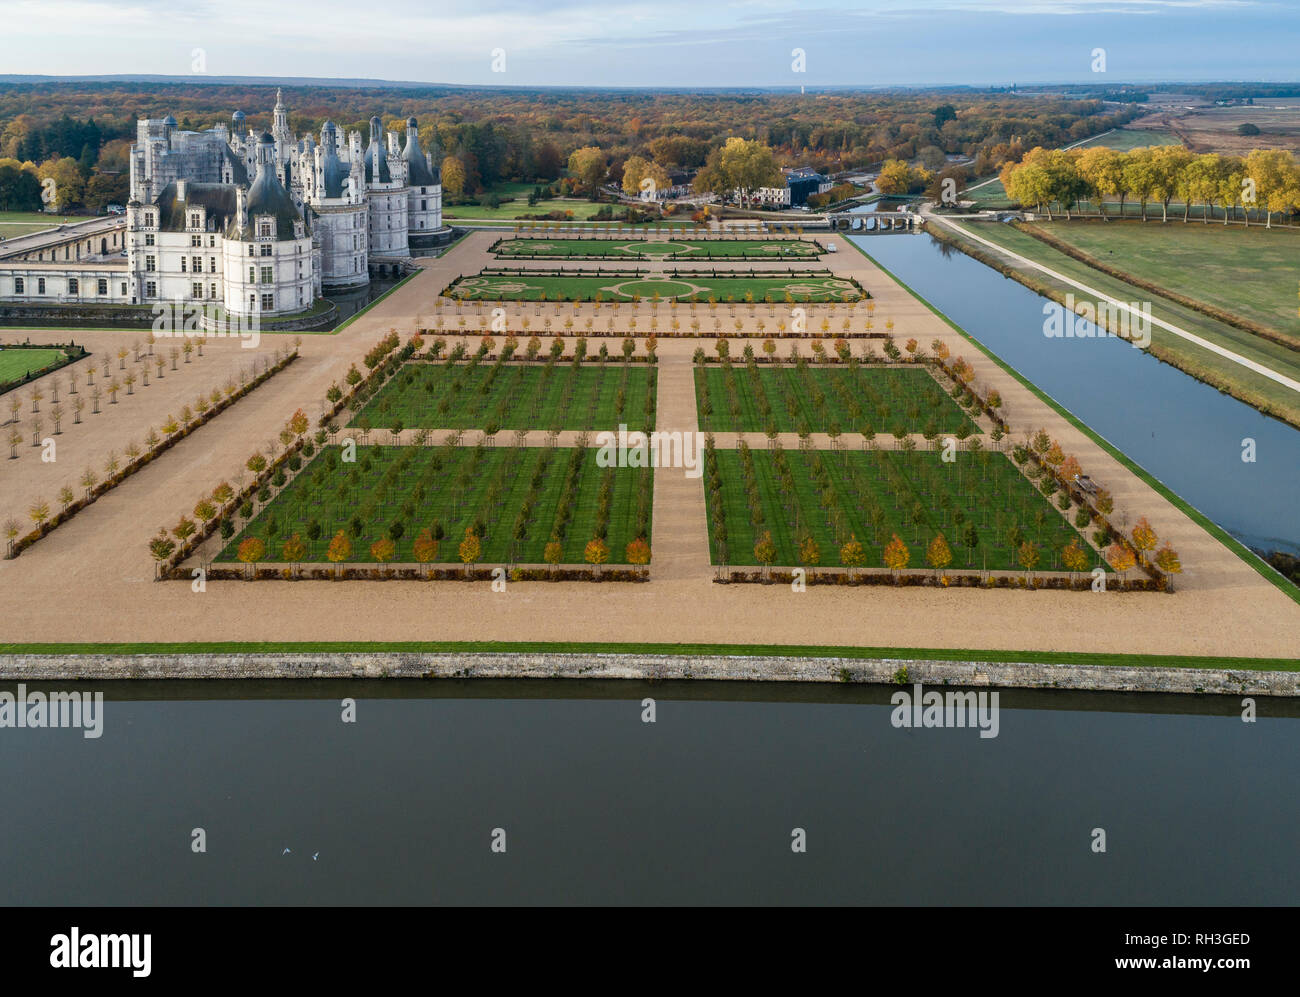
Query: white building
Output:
[[1, 90, 447, 319]]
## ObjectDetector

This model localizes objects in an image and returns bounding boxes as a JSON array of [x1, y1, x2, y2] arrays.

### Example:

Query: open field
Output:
[[703, 445, 1106, 572], [1175, 105, 1300, 156], [494, 237, 821, 260], [0, 210, 85, 240], [1072, 128, 1182, 151], [216, 444, 653, 566], [932, 218, 1300, 427], [0, 346, 67, 386], [349, 357, 657, 432], [447, 269, 865, 303], [695, 362, 980, 436], [1028, 220, 1300, 345]]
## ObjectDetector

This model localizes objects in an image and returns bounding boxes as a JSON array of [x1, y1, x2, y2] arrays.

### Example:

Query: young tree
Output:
[[882, 534, 910, 577], [1154, 543, 1183, 590], [413, 529, 439, 577], [753, 530, 776, 580], [1062, 538, 1089, 581], [1130, 516, 1158, 564], [458, 528, 481, 576], [237, 536, 265, 566], [625, 536, 651, 566], [840, 535, 865, 579], [925, 533, 953, 579], [1017, 541, 1040, 581], [584, 536, 610, 577], [370, 538, 396, 563], [326, 530, 352, 577]]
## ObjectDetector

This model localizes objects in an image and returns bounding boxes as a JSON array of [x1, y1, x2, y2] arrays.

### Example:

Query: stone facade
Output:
[[0, 90, 446, 317]]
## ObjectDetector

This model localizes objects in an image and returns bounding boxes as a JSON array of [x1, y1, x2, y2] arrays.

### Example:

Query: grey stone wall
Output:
[[0, 652, 1294, 697]]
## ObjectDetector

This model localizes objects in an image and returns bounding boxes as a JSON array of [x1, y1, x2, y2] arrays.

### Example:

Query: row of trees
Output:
[[1001, 145, 1300, 226]]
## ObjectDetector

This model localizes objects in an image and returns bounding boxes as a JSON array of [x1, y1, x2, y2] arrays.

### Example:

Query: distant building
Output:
[[0, 90, 450, 318]]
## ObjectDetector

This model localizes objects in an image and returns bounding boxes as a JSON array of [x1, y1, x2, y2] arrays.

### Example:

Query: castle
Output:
[[0, 90, 446, 320]]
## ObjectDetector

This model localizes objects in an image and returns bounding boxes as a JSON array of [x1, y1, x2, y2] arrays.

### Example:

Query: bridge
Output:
[[824, 212, 920, 234]]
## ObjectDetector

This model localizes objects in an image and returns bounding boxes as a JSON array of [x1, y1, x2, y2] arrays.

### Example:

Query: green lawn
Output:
[[494, 237, 821, 261], [447, 270, 865, 303], [0, 346, 68, 386], [704, 446, 1105, 572], [217, 444, 653, 565], [350, 358, 657, 432], [938, 219, 1300, 427], [962, 177, 1015, 209], [1029, 220, 1300, 344], [695, 362, 979, 436], [445, 188, 619, 221], [0, 211, 84, 239]]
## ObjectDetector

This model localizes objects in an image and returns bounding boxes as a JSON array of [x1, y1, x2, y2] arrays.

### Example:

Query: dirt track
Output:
[[1, 230, 1296, 660]]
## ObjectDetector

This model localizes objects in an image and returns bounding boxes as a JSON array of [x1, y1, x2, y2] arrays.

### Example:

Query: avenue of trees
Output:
[[1001, 145, 1300, 226]]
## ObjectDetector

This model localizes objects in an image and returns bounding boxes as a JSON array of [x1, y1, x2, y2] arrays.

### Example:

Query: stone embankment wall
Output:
[[0, 653, 1294, 697]]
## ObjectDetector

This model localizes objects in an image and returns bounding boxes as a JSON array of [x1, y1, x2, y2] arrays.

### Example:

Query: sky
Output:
[[0, 0, 1296, 88]]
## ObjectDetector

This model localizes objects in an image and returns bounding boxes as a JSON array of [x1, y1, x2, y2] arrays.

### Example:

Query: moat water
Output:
[[2, 681, 1296, 904]]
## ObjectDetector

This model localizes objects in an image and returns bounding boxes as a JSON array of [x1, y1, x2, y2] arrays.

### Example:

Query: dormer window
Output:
[[189, 213, 201, 228], [258, 220, 272, 238]]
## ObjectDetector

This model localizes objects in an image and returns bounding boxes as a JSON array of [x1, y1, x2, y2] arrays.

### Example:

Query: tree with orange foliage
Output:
[[1154, 543, 1182, 590], [412, 529, 439, 577], [236, 536, 265, 578], [1130, 516, 1158, 563], [1106, 543, 1136, 579], [326, 530, 352, 578], [882, 534, 910, 576], [1062, 538, 1089, 578], [370, 538, 396, 563], [458, 528, 481, 574], [584, 536, 610, 576], [840, 535, 865, 579], [926, 533, 952, 578], [544, 536, 563, 577], [625, 537, 651, 565]]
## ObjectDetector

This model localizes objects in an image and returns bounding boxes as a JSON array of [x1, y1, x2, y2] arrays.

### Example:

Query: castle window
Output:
[[210, 283, 217, 299], [260, 245, 271, 257], [209, 235, 216, 248], [190, 213, 200, 228], [37, 278, 45, 294], [145, 234, 155, 247], [248, 266, 255, 283], [421, 199, 427, 210], [258, 221, 271, 238], [120, 282, 127, 295], [14, 278, 23, 293], [145, 280, 157, 297], [209, 257, 216, 272], [192, 282, 203, 299], [248, 245, 255, 257], [181, 257, 187, 272], [97, 279, 108, 295], [193, 256, 202, 273], [261, 292, 274, 310], [146, 255, 156, 272], [192, 235, 202, 247], [260, 266, 273, 284], [69, 278, 78, 294]]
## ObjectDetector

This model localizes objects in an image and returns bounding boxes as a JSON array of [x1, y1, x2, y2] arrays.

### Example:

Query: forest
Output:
[[0, 79, 1146, 213]]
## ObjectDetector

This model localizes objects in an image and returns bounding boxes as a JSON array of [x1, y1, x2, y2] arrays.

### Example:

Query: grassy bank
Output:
[[927, 219, 1300, 429], [1021, 219, 1300, 348]]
